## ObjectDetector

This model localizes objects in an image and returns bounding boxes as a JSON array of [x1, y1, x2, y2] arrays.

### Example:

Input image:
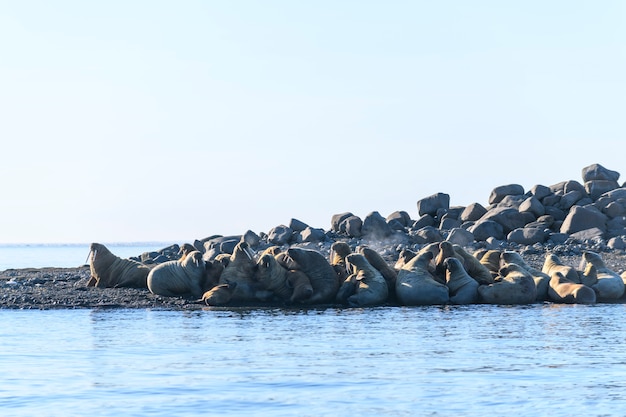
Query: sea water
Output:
[[1, 305, 626, 417], [0, 243, 173, 270]]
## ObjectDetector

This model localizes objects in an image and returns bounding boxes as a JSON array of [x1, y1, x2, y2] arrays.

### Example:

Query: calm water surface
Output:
[[1, 304, 626, 416]]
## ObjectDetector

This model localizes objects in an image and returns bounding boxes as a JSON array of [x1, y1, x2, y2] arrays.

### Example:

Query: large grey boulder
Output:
[[519, 196, 545, 218], [488, 184, 524, 205], [361, 211, 393, 239], [479, 207, 528, 234], [446, 228, 475, 246], [582, 163, 620, 182], [460, 203, 487, 222], [507, 227, 548, 245], [268, 225, 293, 245], [417, 193, 450, 217], [468, 220, 505, 241], [560, 205, 608, 235], [585, 180, 620, 200]]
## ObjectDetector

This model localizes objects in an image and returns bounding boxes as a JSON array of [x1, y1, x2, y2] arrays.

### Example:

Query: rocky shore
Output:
[[2, 163, 626, 310]]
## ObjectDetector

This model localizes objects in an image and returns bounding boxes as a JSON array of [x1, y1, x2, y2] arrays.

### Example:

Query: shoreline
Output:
[[2, 247, 626, 310]]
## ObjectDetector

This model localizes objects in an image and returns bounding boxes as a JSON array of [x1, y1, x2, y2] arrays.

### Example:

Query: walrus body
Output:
[[580, 251, 625, 301], [286, 270, 314, 303], [548, 271, 596, 304], [255, 253, 293, 301], [286, 248, 339, 304], [88, 242, 151, 288], [358, 246, 397, 300], [344, 253, 389, 307], [202, 282, 238, 306], [219, 242, 271, 302], [478, 263, 537, 305], [452, 245, 494, 285], [443, 257, 479, 305], [501, 251, 550, 301], [395, 251, 449, 306], [147, 251, 206, 298]]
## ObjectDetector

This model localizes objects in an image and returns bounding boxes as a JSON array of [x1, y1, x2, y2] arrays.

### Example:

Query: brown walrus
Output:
[[202, 282, 238, 306], [286, 247, 339, 304], [147, 251, 206, 298], [580, 251, 625, 301], [548, 271, 596, 304], [344, 253, 389, 307], [87, 242, 151, 288], [477, 263, 537, 305], [219, 241, 272, 302]]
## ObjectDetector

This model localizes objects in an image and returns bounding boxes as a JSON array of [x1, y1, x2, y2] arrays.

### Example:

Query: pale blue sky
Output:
[[0, 1, 624, 244]]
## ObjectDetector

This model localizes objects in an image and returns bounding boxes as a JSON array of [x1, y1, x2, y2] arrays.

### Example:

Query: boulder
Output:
[[582, 163, 620, 182], [468, 220, 505, 241], [560, 205, 608, 235], [417, 192, 450, 217], [460, 203, 487, 222], [507, 227, 548, 245], [488, 184, 524, 205], [361, 211, 393, 239]]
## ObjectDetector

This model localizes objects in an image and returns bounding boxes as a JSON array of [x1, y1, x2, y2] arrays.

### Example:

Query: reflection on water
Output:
[[2, 304, 626, 416]]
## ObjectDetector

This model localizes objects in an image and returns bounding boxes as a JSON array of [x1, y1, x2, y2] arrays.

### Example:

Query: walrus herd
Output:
[[85, 163, 626, 308], [87, 239, 626, 307]]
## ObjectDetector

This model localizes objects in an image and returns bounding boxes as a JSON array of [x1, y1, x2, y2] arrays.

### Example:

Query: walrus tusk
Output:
[[243, 246, 256, 261], [86, 249, 96, 264]]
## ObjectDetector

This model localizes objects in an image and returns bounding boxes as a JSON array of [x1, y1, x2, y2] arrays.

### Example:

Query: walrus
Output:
[[434, 241, 464, 284], [500, 251, 550, 301], [202, 282, 238, 306], [358, 246, 397, 300], [343, 253, 389, 307], [219, 241, 272, 302], [443, 257, 479, 305], [451, 244, 495, 285], [178, 243, 197, 261], [477, 263, 537, 305], [395, 251, 449, 306], [335, 274, 358, 304], [147, 251, 207, 298], [87, 242, 151, 288], [394, 249, 416, 270], [478, 250, 503, 278], [548, 271, 596, 304], [580, 251, 625, 301], [286, 247, 340, 304], [255, 253, 292, 301], [542, 253, 582, 284], [330, 241, 352, 285], [286, 270, 314, 303]]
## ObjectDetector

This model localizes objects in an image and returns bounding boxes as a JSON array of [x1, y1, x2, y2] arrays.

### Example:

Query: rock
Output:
[[417, 192, 450, 217], [331, 212, 354, 232], [582, 163, 620, 182], [460, 203, 487, 222], [529, 184, 552, 201], [268, 225, 293, 245], [468, 220, 505, 241], [343, 215, 363, 237], [560, 205, 608, 235], [289, 218, 309, 232], [479, 207, 528, 234], [488, 184, 524, 205], [446, 227, 475, 246], [411, 226, 443, 244], [585, 180, 620, 200], [300, 227, 326, 243], [519, 196, 545, 218], [569, 227, 605, 242], [507, 227, 548, 245], [412, 214, 436, 229], [386, 211, 412, 227], [361, 211, 393, 239]]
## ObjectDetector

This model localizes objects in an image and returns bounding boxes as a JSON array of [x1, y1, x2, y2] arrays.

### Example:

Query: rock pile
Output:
[[136, 163, 626, 266]]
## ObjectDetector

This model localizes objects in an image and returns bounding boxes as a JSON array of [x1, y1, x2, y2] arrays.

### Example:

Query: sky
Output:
[[0, 1, 624, 244]]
